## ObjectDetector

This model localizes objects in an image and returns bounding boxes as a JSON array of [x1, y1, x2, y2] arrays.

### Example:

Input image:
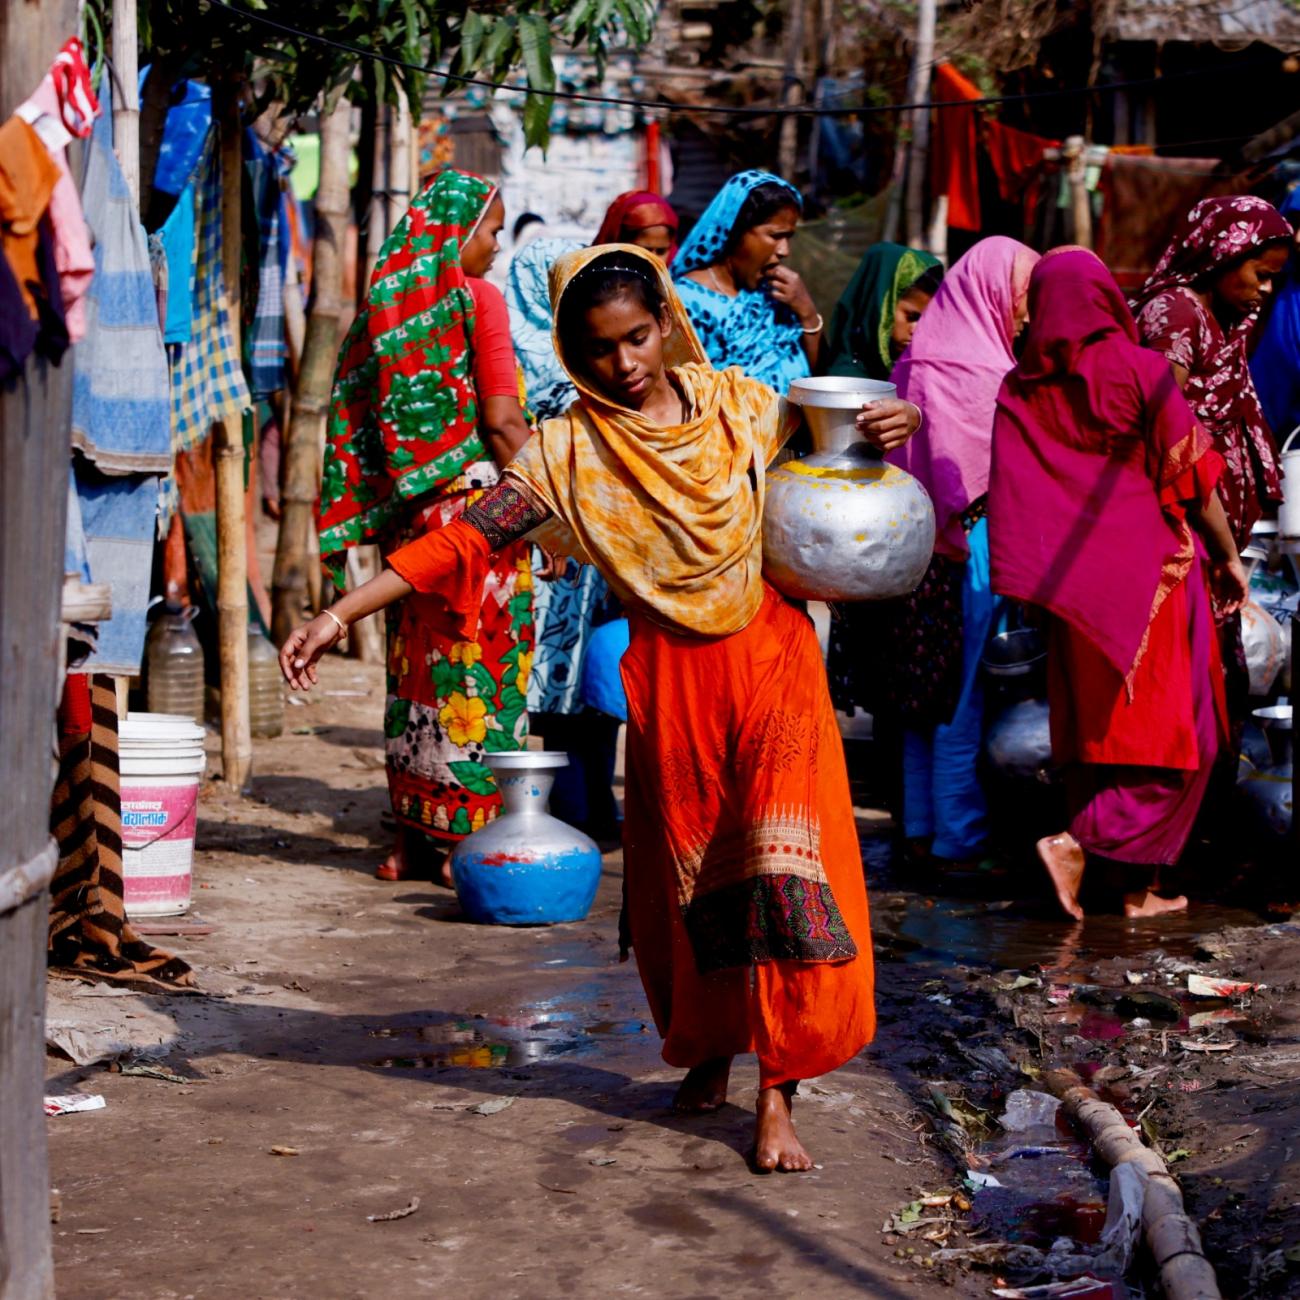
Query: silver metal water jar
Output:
[[762, 376, 936, 602]]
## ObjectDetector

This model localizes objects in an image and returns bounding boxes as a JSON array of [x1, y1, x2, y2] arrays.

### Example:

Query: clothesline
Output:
[[203, 0, 1283, 123]]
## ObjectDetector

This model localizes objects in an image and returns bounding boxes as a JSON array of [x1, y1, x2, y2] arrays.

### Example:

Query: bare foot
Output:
[[673, 1057, 732, 1113], [753, 1083, 813, 1173], [1123, 891, 1189, 919], [375, 832, 410, 882], [376, 832, 452, 886], [1037, 833, 1086, 921]]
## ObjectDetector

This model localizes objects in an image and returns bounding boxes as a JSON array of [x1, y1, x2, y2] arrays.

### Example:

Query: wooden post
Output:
[[362, 101, 390, 294], [904, 0, 937, 250], [777, 0, 806, 181], [1064, 135, 1093, 250], [387, 87, 412, 237], [270, 100, 351, 644], [215, 77, 252, 789], [109, 0, 139, 206], [0, 5, 78, 1295]]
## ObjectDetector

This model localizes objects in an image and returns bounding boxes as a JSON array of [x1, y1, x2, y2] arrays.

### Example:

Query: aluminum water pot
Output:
[[762, 376, 936, 602], [449, 752, 602, 925]]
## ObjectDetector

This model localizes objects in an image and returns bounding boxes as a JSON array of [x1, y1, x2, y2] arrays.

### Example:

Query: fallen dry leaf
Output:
[[270, 1145, 300, 1156]]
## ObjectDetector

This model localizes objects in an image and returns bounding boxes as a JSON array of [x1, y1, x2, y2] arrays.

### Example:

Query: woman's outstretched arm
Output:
[[280, 478, 552, 690], [1186, 488, 1248, 615]]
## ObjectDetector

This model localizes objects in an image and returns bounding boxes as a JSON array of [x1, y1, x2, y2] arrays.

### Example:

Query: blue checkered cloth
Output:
[[168, 129, 250, 453], [246, 129, 287, 398]]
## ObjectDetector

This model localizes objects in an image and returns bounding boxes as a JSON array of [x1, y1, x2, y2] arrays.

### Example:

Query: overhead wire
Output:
[[202, 0, 1287, 123]]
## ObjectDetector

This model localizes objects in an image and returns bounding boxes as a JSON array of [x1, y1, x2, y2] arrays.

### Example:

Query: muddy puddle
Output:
[[367, 1008, 649, 1071]]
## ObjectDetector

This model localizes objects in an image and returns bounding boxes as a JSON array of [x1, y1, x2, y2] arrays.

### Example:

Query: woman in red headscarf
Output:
[[990, 249, 1248, 920], [593, 191, 679, 263], [1132, 196, 1291, 731]]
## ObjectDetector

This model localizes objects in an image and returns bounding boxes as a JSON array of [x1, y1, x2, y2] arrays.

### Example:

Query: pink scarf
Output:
[[990, 249, 1213, 677], [887, 236, 1039, 560]]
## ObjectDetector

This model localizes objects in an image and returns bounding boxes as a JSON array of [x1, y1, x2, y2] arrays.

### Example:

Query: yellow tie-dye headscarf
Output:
[[504, 243, 796, 638]]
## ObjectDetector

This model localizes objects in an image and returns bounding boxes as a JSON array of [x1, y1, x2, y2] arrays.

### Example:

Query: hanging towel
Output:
[[245, 129, 287, 397], [168, 129, 251, 452], [71, 109, 171, 472]]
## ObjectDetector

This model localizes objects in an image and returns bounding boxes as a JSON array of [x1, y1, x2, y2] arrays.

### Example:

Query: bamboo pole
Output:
[[777, 0, 806, 182], [387, 86, 412, 236], [1044, 1068, 1221, 1299], [110, 0, 140, 207], [270, 100, 351, 644], [215, 77, 252, 789], [362, 101, 390, 294], [904, 0, 937, 250], [1064, 135, 1093, 250]]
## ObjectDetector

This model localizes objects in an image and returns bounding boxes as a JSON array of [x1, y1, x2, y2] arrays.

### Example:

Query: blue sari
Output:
[[673, 171, 810, 392], [504, 236, 583, 423], [1251, 188, 1300, 442]]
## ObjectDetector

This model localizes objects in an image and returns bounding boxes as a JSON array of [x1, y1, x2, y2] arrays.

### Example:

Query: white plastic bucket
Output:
[[118, 712, 206, 917], [1280, 428, 1300, 539]]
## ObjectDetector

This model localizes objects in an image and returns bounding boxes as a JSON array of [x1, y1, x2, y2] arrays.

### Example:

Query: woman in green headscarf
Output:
[[825, 244, 943, 826], [824, 242, 943, 380]]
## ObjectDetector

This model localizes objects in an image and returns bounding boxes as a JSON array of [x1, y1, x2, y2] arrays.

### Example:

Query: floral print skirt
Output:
[[383, 490, 533, 843]]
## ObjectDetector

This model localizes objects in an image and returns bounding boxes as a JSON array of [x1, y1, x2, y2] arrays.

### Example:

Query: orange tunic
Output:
[[621, 584, 875, 1088]]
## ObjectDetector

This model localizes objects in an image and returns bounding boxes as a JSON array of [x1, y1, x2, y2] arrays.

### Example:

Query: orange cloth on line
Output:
[[930, 63, 983, 232], [507, 243, 797, 638], [387, 516, 493, 642], [984, 121, 1058, 205], [0, 115, 61, 317], [621, 583, 875, 1088]]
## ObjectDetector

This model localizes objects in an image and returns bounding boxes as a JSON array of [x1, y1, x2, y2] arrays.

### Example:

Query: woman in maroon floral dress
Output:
[[1132, 195, 1291, 724]]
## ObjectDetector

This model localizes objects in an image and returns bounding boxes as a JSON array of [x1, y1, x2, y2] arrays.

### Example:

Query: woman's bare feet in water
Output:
[[753, 1083, 813, 1173], [1037, 833, 1086, 921], [1123, 890, 1188, 919], [376, 832, 453, 887], [673, 1057, 732, 1113]]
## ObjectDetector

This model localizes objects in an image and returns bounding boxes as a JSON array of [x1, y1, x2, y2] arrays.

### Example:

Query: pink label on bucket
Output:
[[121, 782, 198, 847], [121, 781, 199, 910]]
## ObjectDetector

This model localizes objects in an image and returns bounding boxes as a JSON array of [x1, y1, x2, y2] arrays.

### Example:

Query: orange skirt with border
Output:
[[620, 584, 876, 1089]]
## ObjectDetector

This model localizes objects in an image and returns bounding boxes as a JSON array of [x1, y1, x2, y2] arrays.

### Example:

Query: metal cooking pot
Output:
[[984, 697, 1054, 783], [982, 604, 1046, 679]]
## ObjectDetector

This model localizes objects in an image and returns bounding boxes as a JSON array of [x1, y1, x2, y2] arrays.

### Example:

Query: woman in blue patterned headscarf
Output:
[[673, 171, 823, 390], [504, 235, 584, 423]]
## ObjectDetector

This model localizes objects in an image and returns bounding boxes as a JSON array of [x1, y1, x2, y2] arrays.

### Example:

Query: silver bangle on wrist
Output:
[[801, 312, 824, 336], [322, 608, 348, 640]]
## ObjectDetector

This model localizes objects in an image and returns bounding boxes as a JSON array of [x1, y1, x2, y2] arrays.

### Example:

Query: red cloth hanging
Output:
[[984, 120, 1059, 231], [930, 63, 983, 232]]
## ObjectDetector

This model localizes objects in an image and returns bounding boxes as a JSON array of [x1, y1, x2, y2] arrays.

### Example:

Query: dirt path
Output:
[[46, 658, 979, 1300]]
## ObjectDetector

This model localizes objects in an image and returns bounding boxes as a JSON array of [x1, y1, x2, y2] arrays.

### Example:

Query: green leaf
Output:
[[498, 684, 526, 713], [467, 662, 498, 702], [448, 760, 497, 796], [614, 0, 649, 44], [459, 9, 487, 71], [481, 15, 515, 71], [481, 727, 519, 754], [562, 0, 594, 40], [522, 92, 552, 151], [517, 13, 556, 92]]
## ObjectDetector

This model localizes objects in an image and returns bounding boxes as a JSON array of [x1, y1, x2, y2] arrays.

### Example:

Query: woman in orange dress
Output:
[[282, 245, 918, 1171]]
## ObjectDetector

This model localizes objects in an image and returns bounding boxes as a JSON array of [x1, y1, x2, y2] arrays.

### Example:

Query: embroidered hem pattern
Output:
[[675, 807, 858, 975]]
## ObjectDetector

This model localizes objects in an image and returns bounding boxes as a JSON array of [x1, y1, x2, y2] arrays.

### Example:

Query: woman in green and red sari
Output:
[[319, 167, 535, 882]]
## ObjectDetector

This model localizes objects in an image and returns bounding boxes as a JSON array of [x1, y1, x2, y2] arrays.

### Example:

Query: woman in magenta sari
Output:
[[989, 250, 1248, 919]]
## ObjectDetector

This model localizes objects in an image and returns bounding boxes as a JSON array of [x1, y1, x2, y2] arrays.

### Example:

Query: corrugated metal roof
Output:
[[1110, 0, 1300, 46]]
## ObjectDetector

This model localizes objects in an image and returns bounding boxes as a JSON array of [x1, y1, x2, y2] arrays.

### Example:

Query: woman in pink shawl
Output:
[[990, 249, 1247, 918], [879, 236, 1038, 870]]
